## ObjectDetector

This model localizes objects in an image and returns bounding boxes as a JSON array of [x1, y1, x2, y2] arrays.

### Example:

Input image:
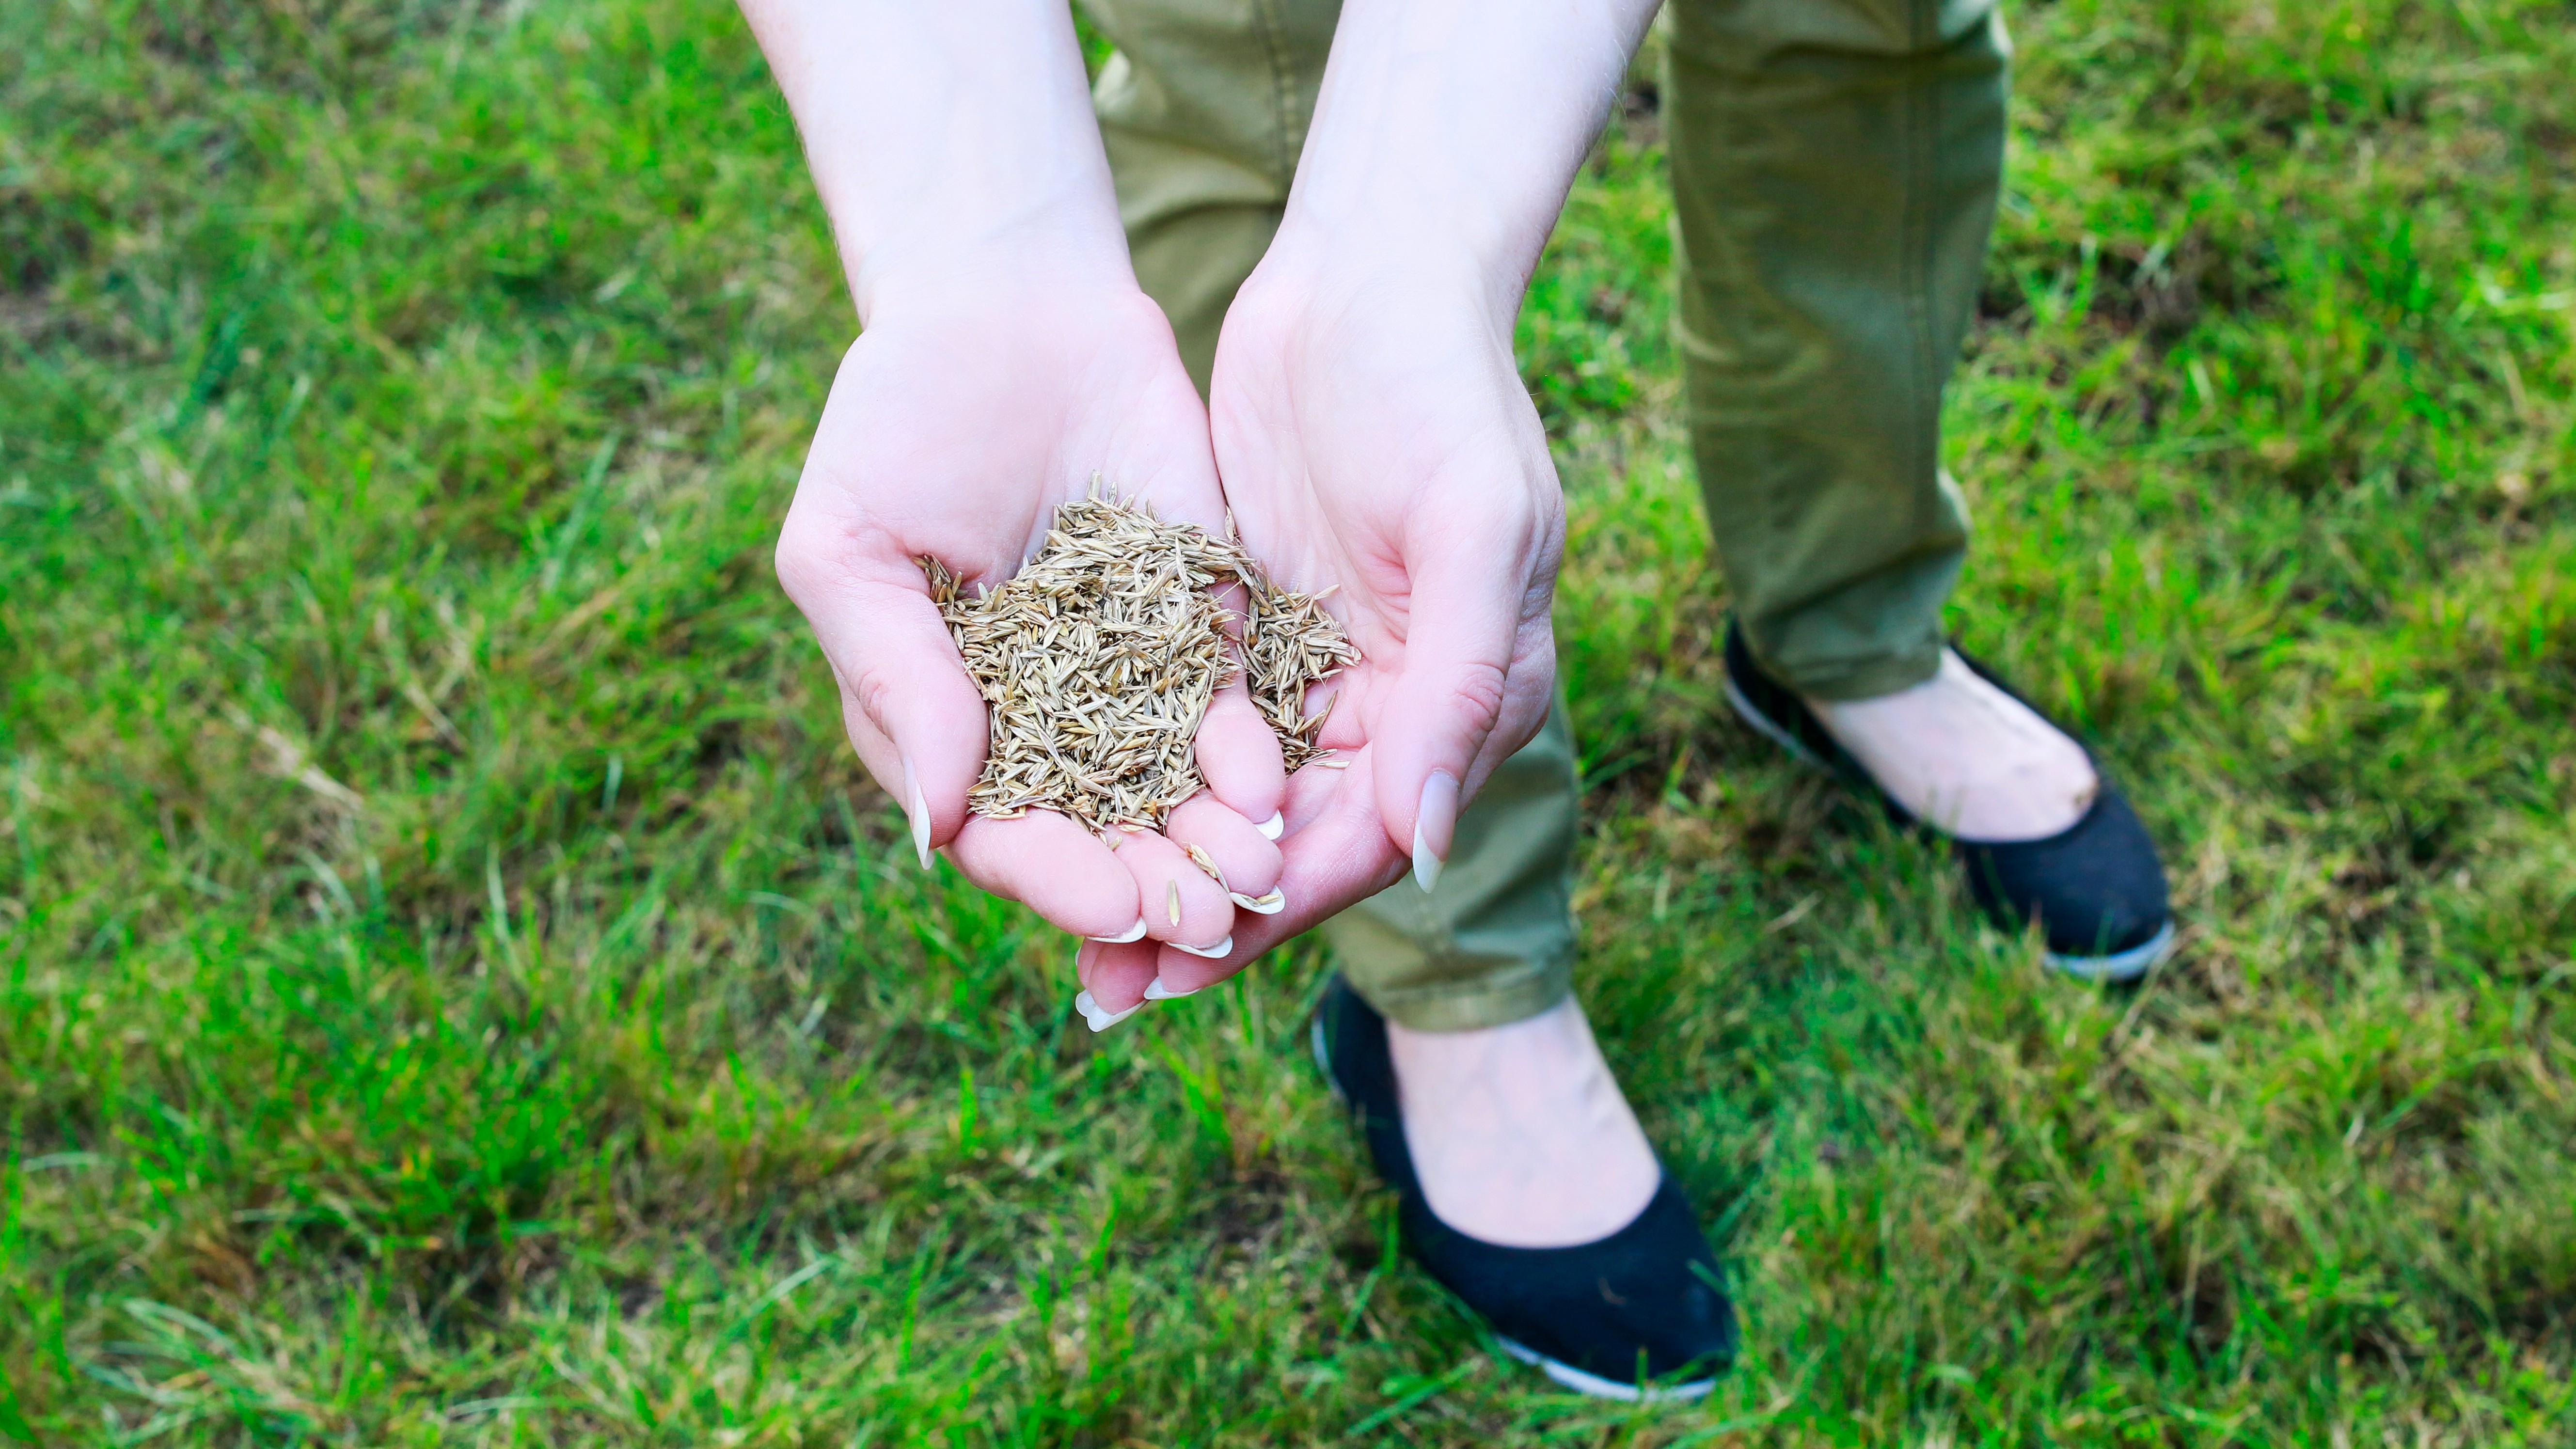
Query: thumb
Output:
[[1368, 525, 1554, 892], [775, 525, 986, 864]]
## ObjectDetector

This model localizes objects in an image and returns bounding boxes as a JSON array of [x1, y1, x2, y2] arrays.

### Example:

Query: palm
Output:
[[1233, 322, 1556, 731], [776, 286, 1287, 960], [806, 294, 1204, 583]]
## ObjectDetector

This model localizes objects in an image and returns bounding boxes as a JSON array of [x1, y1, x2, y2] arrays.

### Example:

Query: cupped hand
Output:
[[1078, 249, 1568, 1008], [775, 278, 1287, 976]]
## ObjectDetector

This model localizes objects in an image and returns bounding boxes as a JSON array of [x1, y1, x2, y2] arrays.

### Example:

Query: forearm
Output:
[[737, 0, 1132, 318], [1275, 0, 1659, 312]]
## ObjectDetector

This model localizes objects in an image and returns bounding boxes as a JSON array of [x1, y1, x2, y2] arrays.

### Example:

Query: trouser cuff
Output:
[[1763, 637, 1945, 703], [1343, 954, 1575, 1034]]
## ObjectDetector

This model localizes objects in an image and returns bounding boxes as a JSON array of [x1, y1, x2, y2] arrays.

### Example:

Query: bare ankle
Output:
[[1385, 999, 1661, 1247]]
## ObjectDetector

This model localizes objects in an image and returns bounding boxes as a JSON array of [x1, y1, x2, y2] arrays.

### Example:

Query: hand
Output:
[[1076, 245, 1566, 1007], [775, 277, 1288, 964], [738, 0, 1316, 1014]]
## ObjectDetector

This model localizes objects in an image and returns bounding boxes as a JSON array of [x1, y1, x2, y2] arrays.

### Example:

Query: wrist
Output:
[[1246, 215, 1526, 337], [847, 207, 1138, 327], [1256, 0, 1656, 324]]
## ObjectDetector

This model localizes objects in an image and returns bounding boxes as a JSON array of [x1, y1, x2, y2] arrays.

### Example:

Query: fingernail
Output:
[[1230, 889, 1286, 915], [1412, 770, 1458, 892], [902, 756, 932, 871], [1074, 989, 1141, 1032], [1088, 918, 1149, 943], [1170, 936, 1233, 960], [1144, 976, 1200, 1001], [1256, 812, 1285, 841]]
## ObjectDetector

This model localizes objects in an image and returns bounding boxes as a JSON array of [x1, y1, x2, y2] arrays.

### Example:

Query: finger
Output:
[[1107, 827, 1236, 954], [1150, 746, 1406, 995], [945, 811, 1141, 939], [1164, 792, 1285, 911], [1075, 938, 1160, 1026], [777, 520, 983, 866], [1369, 521, 1555, 892], [1193, 678, 1288, 826]]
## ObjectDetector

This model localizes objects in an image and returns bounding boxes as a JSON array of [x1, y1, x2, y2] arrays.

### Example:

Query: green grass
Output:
[[3, 0, 2573, 1440]]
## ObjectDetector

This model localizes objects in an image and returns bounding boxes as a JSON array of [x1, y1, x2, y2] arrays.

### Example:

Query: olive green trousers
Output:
[[1080, 0, 2008, 1030]]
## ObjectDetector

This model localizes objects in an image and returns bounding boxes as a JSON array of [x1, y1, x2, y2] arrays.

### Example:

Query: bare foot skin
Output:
[[1386, 996, 1661, 1248], [1808, 650, 2098, 841]]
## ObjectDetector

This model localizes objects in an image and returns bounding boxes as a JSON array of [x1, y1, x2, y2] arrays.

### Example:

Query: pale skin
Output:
[[745, 0, 2100, 1248]]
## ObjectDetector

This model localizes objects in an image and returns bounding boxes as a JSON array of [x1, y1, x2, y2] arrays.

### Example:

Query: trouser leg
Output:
[[1667, 0, 2008, 700], [1081, 0, 1581, 1030]]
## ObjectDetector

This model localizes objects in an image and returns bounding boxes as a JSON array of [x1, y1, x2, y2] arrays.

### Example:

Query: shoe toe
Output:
[[1316, 977, 1739, 1396], [1957, 783, 2171, 966], [1406, 1179, 1739, 1387]]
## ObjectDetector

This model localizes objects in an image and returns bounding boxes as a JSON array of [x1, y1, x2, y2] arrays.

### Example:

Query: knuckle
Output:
[[1438, 660, 1511, 741], [845, 665, 900, 740]]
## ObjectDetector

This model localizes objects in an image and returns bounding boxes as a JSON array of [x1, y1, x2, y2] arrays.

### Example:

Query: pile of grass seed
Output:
[[923, 494, 1359, 835]]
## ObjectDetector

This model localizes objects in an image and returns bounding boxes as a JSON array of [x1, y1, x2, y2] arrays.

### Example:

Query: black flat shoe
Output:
[[1311, 976, 1739, 1400], [1721, 621, 2175, 980]]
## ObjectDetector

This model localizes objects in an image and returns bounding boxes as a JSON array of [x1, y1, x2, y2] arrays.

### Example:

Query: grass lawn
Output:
[[5, 0, 2576, 1441]]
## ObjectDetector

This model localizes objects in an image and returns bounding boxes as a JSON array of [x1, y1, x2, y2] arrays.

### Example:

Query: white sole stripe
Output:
[[2044, 918, 2177, 982], [1496, 1336, 1717, 1402]]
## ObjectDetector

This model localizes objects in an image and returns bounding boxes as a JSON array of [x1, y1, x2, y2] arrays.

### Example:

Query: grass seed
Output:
[[924, 492, 1361, 835]]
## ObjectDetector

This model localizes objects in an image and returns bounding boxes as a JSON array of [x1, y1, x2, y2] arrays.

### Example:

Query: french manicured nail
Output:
[[1089, 918, 1149, 943], [902, 756, 932, 870], [1230, 889, 1287, 915], [1074, 989, 1141, 1033], [1256, 812, 1285, 841], [1412, 770, 1458, 892], [1170, 936, 1233, 960], [1143, 976, 1200, 1001]]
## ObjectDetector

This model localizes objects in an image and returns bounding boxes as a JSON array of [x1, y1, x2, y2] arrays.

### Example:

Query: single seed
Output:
[[1185, 843, 1229, 891], [1166, 879, 1183, 929]]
